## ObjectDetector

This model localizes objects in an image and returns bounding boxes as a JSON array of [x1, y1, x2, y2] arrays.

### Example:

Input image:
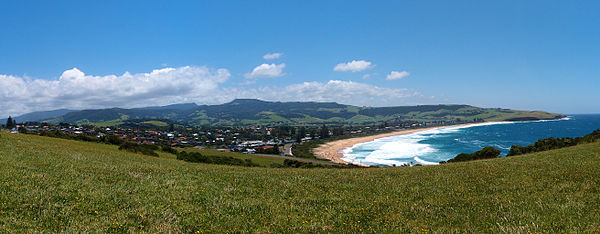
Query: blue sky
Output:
[[0, 0, 598, 116]]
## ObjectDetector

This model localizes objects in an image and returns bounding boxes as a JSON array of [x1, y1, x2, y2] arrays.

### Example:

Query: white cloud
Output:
[[244, 63, 286, 78], [227, 80, 423, 107], [386, 70, 410, 80], [362, 73, 377, 80], [0, 66, 230, 116], [0, 66, 428, 117], [263, 52, 283, 60], [333, 60, 374, 72]]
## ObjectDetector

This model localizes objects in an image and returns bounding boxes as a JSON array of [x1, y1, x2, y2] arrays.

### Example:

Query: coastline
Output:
[[313, 122, 489, 166]]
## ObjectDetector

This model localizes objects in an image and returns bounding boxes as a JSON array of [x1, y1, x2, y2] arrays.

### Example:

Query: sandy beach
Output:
[[313, 123, 486, 166]]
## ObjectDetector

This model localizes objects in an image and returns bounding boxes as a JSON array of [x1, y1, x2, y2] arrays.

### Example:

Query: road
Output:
[[283, 143, 293, 156]]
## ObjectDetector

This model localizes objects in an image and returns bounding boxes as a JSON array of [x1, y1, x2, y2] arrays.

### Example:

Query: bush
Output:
[[176, 151, 258, 167], [283, 159, 321, 168], [161, 145, 178, 154], [176, 151, 209, 163], [447, 147, 501, 163], [103, 135, 125, 145], [118, 142, 159, 156]]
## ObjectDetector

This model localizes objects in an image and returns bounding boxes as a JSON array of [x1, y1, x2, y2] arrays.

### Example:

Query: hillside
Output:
[[1, 132, 598, 232], [1, 109, 76, 124], [27, 99, 565, 126]]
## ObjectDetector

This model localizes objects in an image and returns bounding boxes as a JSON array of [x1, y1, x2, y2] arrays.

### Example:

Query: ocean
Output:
[[342, 114, 600, 166]]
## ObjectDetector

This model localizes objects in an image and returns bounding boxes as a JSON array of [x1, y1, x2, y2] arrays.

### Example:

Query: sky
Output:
[[1, 0, 599, 116]]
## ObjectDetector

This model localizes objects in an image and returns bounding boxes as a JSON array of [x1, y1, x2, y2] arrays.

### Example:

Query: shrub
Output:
[[103, 135, 125, 145], [283, 159, 320, 168], [447, 147, 501, 163], [161, 145, 178, 154], [176, 151, 209, 163], [176, 151, 258, 167], [118, 142, 159, 156]]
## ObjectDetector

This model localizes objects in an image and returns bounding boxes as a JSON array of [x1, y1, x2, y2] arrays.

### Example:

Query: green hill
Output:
[[1, 132, 598, 232], [35, 99, 564, 126]]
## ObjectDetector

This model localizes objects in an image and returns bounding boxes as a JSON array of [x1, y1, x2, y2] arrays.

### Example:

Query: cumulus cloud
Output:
[[244, 63, 286, 78], [0, 66, 230, 116], [386, 70, 410, 80], [263, 52, 283, 60], [333, 60, 374, 72], [227, 80, 422, 107], [0, 66, 427, 117]]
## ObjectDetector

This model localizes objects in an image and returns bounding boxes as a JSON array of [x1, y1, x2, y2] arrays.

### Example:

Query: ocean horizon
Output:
[[343, 114, 600, 166]]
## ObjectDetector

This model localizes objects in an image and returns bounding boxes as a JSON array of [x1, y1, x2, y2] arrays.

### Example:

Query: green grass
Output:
[[1, 132, 599, 232]]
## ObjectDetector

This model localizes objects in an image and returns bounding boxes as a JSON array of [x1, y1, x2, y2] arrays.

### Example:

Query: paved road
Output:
[[283, 143, 293, 156], [253, 153, 339, 166]]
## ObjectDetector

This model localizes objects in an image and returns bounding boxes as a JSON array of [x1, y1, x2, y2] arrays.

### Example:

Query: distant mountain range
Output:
[[5, 99, 565, 126], [1, 109, 77, 124]]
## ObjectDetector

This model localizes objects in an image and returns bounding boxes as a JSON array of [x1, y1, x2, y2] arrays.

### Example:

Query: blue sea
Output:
[[343, 114, 600, 166]]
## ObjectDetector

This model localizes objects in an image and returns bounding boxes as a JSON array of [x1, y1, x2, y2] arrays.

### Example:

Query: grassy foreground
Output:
[[1, 133, 599, 232]]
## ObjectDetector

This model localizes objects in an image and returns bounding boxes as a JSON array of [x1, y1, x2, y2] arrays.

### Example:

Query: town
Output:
[[2, 115, 471, 155]]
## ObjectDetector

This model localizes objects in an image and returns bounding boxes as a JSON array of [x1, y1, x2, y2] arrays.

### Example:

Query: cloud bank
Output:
[[386, 70, 410, 80], [0, 66, 230, 116], [333, 60, 374, 72], [244, 63, 286, 78], [228, 80, 422, 107], [0, 66, 426, 117]]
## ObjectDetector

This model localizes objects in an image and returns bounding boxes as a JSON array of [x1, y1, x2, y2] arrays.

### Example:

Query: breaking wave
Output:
[[342, 116, 580, 167]]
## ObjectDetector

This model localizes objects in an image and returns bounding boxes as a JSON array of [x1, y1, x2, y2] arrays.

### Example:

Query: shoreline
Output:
[[313, 122, 491, 166]]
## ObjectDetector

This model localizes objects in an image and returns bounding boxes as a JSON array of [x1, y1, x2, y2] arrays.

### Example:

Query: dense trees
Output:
[[118, 142, 159, 156], [446, 147, 501, 163], [320, 125, 329, 139], [255, 146, 280, 154], [5, 116, 16, 129], [176, 151, 257, 167]]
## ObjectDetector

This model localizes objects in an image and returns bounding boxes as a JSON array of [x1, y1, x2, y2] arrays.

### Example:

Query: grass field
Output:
[[1, 132, 599, 232]]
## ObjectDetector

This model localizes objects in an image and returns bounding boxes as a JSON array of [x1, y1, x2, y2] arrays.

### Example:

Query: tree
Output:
[[298, 126, 306, 141], [5, 116, 14, 129], [320, 125, 329, 139]]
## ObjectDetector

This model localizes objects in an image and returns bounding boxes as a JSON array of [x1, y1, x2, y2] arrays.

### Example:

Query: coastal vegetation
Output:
[[445, 147, 501, 163], [508, 129, 600, 156], [1, 132, 599, 232]]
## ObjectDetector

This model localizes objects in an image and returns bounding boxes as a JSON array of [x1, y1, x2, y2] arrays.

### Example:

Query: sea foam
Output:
[[341, 118, 574, 166], [342, 122, 514, 166]]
